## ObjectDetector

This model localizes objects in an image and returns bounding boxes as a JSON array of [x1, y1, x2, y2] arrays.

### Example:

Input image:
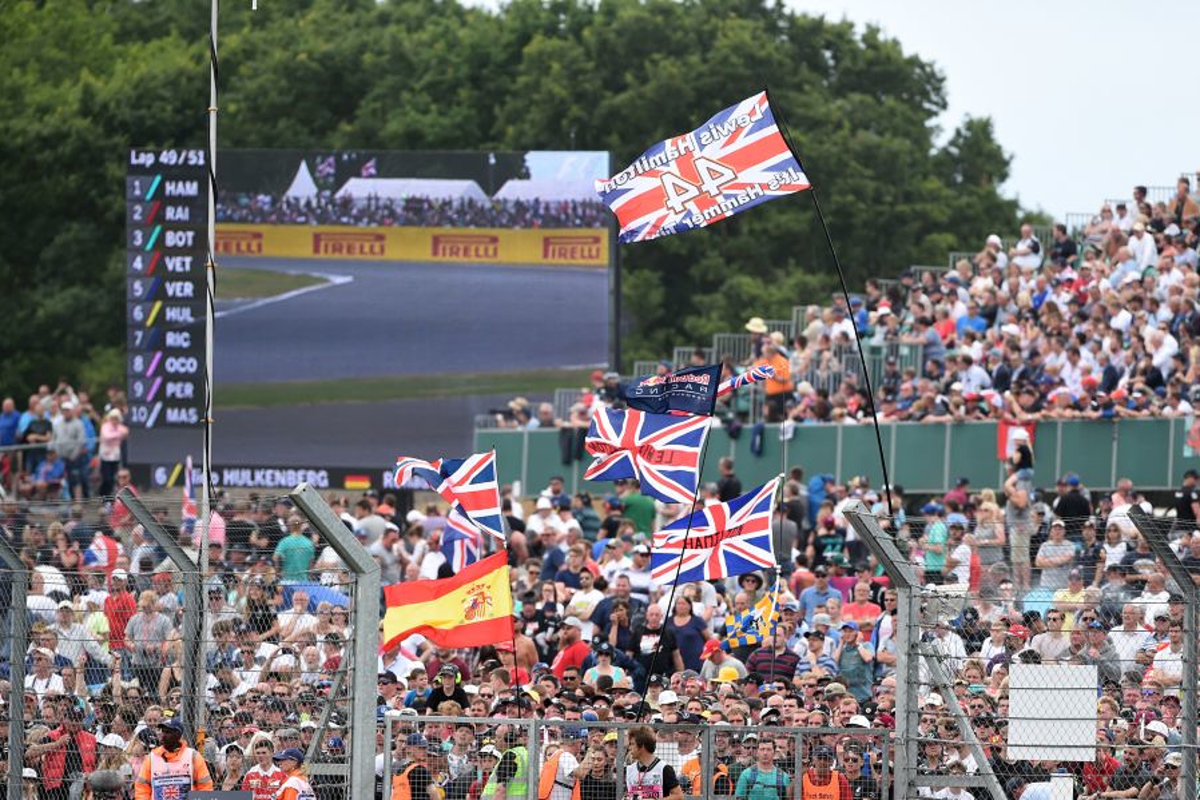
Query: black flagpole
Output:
[[765, 86, 896, 518]]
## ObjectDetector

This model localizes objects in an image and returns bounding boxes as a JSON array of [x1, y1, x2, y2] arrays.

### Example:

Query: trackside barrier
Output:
[[479, 416, 1198, 496]]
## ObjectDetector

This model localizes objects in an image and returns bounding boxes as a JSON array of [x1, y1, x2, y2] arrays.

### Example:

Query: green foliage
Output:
[[0, 0, 1023, 391]]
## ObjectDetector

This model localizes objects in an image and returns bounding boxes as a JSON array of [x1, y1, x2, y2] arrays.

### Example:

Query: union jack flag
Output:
[[315, 155, 336, 178], [595, 91, 810, 243], [716, 365, 775, 398], [440, 506, 481, 572], [393, 452, 505, 541], [360, 157, 378, 178], [651, 477, 780, 582], [181, 455, 197, 535], [584, 408, 710, 504]]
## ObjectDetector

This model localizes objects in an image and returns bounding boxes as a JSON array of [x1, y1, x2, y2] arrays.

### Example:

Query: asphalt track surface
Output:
[[214, 256, 608, 383], [128, 393, 535, 469]]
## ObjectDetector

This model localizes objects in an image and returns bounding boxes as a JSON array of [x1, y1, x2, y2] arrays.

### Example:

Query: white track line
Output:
[[215, 273, 353, 319]]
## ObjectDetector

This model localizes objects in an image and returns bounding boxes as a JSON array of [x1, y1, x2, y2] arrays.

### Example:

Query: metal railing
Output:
[[672, 345, 712, 367]]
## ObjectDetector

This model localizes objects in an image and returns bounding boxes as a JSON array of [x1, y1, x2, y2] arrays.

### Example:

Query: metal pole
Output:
[[0, 537, 28, 800], [843, 501, 919, 800], [608, 150, 621, 371], [118, 487, 204, 740], [290, 482, 380, 799], [197, 0, 219, 746], [1130, 508, 1196, 800]]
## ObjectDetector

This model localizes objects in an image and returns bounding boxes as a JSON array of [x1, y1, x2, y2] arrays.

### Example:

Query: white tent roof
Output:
[[284, 160, 319, 200], [334, 178, 488, 204], [493, 179, 598, 203]]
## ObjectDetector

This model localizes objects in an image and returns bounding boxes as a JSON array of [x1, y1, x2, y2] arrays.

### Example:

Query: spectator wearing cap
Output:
[[393, 733, 439, 800], [699, 638, 748, 682], [1051, 473, 1092, 534], [583, 640, 627, 688], [552, 617, 593, 679], [104, 568, 137, 656], [1051, 568, 1089, 626], [800, 744, 849, 800], [1035, 519, 1076, 591], [798, 565, 838, 625], [427, 664, 469, 709], [1081, 621, 1122, 685], [833, 621, 874, 702], [134, 717, 213, 800], [272, 747, 314, 800]]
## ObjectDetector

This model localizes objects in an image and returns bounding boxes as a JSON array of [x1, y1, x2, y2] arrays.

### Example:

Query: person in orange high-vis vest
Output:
[[538, 730, 587, 800], [756, 339, 793, 422], [134, 718, 213, 800], [272, 748, 316, 800], [800, 746, 850, 800]]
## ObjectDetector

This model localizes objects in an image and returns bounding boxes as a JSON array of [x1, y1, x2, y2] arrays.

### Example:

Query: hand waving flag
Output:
[[651, 477, 781, 583], [583, 408, 709, 504], [595, 91, 810, 243], [394, 452, 505, 542]]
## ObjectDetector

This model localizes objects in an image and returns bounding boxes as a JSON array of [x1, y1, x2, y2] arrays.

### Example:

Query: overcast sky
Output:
[[791, 0, 1199, 219]]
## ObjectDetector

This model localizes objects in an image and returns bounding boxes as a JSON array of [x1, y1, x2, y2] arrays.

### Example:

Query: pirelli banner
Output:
[[216, 224, 608, 267]]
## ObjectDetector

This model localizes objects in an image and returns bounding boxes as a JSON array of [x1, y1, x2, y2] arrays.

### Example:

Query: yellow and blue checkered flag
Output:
[[720, 577, 782, 651]]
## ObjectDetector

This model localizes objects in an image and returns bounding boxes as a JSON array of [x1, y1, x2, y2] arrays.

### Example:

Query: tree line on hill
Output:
[[0, 0, 1023, 392]]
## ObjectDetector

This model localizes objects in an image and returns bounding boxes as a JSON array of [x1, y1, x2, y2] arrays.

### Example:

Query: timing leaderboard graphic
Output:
[[125, 149, 208, 429]]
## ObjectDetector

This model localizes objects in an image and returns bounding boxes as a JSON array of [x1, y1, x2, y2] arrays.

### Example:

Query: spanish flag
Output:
[[382, 551, 514, 650]]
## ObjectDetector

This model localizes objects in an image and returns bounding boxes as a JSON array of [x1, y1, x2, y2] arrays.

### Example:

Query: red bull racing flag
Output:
[[596, 91, 810, 243]]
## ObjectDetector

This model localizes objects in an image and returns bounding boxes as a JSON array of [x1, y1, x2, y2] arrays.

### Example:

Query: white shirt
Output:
[[25, 672, 65, 706], [1152, 334, 1180, 374], [1153, 645, 1184, 690], [565, 589, 605, 640], [1012, 237, 1044, 271], [1138, 590, 1170, 623], [549, 749, 581, 800], [1129, 232, 1158, 269], [1109, 627, 1153, 673]]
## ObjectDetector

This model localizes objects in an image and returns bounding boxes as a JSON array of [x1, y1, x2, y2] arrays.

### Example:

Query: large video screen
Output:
[[125, 149, 613, 481], [210, 148, 612, 385]]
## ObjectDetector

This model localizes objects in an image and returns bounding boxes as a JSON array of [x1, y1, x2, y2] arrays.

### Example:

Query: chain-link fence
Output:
[[843, 504, 1199, 800], [382, 715, 889, 800], [0, 486, 376, 799]]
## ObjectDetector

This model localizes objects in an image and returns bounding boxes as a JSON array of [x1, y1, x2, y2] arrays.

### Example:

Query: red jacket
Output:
[[105, 590, 137, 650], [41, 727, 97, 789]]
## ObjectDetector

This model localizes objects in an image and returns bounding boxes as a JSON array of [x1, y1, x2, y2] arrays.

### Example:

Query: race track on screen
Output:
[[214, 256, 608, 383]]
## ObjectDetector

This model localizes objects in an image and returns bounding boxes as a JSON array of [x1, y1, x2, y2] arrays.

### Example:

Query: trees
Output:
[[0, 0, 1021, 391]]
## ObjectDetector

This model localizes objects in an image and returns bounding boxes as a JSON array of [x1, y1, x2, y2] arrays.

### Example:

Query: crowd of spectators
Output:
[[5, 176, 1200, 800], [1, 382, 130, 503], [500, 178, 1200, 431], [3, 446, 1200, 799], [216, 192, 608, 229]]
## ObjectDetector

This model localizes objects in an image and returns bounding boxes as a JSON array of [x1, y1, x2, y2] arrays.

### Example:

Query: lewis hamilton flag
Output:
[[596, 91, 810, 243]]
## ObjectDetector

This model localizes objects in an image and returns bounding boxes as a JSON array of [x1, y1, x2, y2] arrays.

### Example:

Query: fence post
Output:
[[0, 536, 28, 800], [1130, 508, 1197, 800], [290, 482, 381, 800], [842, 501, 919, 800], [918, 645, 1006, 800], [116, 487, 204, 741], [844, 500, 1006, 800]]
